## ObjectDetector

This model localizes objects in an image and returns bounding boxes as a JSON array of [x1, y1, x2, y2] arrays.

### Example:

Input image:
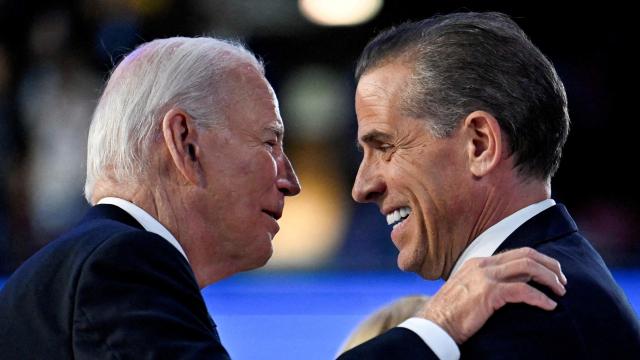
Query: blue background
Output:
[[4, 269, 631, 360]]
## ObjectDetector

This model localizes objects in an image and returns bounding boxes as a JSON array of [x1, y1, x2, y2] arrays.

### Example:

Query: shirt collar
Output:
[[449, 199, 555, 277], [97, 197, 189, 263]]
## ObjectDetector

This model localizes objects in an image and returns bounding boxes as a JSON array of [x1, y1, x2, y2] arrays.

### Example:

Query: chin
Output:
[[397, 250, 442, 280], [251, 243, 274, 269], [259, 246, 274, 266], [397, 251, 421, 274]]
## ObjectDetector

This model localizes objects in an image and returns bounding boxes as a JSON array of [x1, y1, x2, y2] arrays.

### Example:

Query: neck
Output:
[[92, 179, 234, 288], [93, 181, 161, 219], [469, 177, 550, 243]]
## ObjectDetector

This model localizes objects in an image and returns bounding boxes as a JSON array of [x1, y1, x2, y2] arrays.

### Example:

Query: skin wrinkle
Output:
[[353, 58, 554, 281], [468, 190, 493, 245], [405, 132, 464, 276], [92, 62, 300, 288]]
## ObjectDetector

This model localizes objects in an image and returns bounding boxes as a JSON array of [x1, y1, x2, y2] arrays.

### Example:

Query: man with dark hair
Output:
[[341, 12, 640, 359]]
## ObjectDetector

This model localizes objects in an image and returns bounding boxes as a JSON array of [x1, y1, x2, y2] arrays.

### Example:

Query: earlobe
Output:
[[464, 111, 503, 178], [162, 108, 202, 185]]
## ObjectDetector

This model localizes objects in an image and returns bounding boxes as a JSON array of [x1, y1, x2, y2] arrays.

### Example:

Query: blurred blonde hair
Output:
[[339, 295, 430, 354]]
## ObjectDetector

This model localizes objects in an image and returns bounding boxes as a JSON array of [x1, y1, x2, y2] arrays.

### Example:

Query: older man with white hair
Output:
[[0, 36, 566, 359]]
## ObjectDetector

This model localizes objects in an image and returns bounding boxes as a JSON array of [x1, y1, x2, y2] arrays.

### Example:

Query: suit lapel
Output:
[[494, 204, 578, 254]]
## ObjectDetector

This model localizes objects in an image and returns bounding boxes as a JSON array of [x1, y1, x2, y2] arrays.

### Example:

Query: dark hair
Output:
[[356, 12, 569, 180]]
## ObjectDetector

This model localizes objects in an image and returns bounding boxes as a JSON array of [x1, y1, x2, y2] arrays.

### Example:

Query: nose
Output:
[[276, 153, 301, 196], [352, 158, 385, 203]]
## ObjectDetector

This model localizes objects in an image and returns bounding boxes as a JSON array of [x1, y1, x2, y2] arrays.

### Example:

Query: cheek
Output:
[[238, 152, 279, 191], [400, 149, 459, 200], [258, 152, 278, 183], [391, 156, 433, 195], [268, 153, 278, 178]]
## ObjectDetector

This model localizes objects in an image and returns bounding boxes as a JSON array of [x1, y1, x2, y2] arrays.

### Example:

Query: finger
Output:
[[493, 247, 567, 285], [517, 248, 567, 285], [498, 282, 558, 311], [495, 258, 566, 296]]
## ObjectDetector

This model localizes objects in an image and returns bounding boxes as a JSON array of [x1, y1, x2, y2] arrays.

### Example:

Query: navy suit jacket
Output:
[[0, 204, 230, 359], [339, 204, 640, 359]]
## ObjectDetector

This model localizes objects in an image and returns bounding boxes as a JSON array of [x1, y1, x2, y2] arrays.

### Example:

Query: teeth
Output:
[[386, 211, 397, 225], [386, 207, 411, 226]]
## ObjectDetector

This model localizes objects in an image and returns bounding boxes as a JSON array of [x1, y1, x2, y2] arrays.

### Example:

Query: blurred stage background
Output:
[[1, 1, 638, 359]]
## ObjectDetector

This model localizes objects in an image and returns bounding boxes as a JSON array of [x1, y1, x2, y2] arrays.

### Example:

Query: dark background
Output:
[[1, 0, 638, 274]]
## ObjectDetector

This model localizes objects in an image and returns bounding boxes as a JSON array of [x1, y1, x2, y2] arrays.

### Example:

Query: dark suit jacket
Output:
[[0, 204, 230, 359], [339, 204, 640, 359]]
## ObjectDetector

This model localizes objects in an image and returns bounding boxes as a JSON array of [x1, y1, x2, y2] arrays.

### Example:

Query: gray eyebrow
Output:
[[266, 124, 284, 139]]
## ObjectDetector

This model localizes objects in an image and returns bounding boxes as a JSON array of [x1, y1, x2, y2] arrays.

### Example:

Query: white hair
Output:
[[84, 37, 264, 202]]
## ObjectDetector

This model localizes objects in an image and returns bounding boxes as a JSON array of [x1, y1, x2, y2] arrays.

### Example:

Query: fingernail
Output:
[[549, 299, 557, 309]]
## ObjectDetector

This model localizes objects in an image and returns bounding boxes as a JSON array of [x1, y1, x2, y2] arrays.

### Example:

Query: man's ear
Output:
[[162, 108, 202, 185], [462, 110, 504, 178]]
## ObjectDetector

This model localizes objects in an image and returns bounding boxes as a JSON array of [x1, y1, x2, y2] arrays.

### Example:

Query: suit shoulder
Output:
[[1, 216, 185, 302], [79, 225, 192, 281], [465, 232, 640, 357]]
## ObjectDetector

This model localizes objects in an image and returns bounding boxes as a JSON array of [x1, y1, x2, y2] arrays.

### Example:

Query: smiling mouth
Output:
[[386, 207, 412, 229]]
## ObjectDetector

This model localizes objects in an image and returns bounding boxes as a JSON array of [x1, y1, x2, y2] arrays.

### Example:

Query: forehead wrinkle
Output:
[[357, 81, 407, 124], [358, 81, 392, 102]]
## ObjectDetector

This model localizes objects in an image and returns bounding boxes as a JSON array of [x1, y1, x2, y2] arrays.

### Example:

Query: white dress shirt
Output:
[[398, 199, 556, 360], [97, 197, 189, 263]]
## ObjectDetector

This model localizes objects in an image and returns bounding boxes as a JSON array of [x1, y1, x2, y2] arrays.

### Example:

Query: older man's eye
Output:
[[265, 140, 277, 150]]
